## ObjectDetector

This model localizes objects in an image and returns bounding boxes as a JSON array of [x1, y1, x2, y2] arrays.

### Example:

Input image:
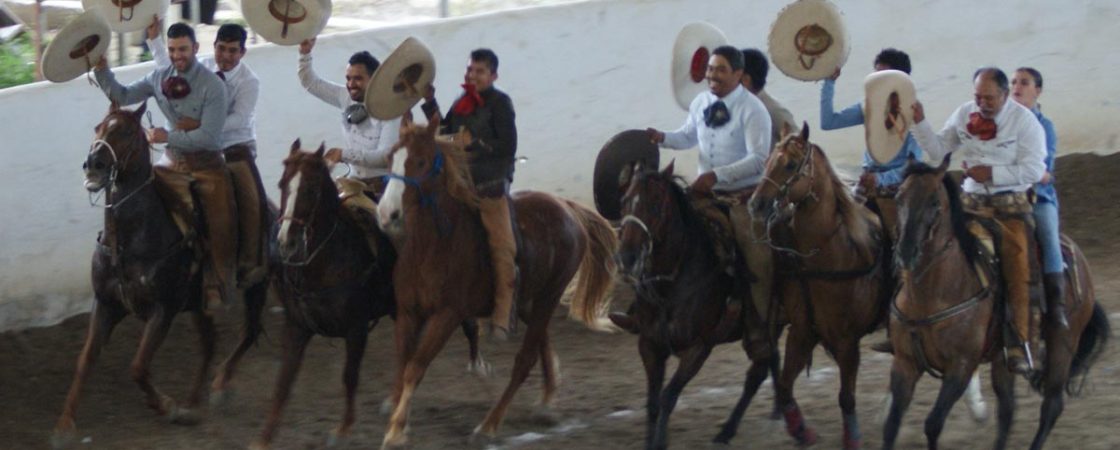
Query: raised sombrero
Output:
[[41, 9, 111, 83], [767, 0, 850, 82], [671, 22, 727, 111], [593, 130, 660, 221], [81, 0, 169, 33], [242, 0, 331, 46], [364, 37, 436, 121], [864, 69, 917, 164]]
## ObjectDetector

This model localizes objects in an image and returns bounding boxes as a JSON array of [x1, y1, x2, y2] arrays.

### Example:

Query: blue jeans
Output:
[[1033, 201, 1063, 274]]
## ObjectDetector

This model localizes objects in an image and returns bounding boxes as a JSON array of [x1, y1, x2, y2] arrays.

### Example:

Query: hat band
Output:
[[794, 24, 833, 70], [110, 0, 142, 21], [268, 0, 309, 39], [69, 35, 102, 59]]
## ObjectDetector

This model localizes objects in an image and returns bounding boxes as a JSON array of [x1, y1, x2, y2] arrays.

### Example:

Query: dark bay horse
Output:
[[253, 141, 487, 449], [882, 157, 1110, 450], [614, 161, 780, 449], [748, 124, 893, 449], [53, 103, 267, 447], [375, 117, 618, 448]]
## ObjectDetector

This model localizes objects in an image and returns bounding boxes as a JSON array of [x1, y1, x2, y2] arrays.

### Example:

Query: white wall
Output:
[[2, 0, 1118, 331]]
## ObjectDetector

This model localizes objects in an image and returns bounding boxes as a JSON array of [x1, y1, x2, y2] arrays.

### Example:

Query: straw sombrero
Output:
[[864, 70, 916, 164], [767, 0, 850, 81], [41, 9, 111, 83], [593, 130, 660, 221], [671, 22, 727, 111], [242, 0, 331, 46], [81, 0, 169, 33], [364, 37, 436, 121]]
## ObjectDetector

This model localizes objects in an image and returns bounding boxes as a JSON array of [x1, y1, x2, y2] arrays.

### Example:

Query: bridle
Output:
[[87, 112, 154, 210], [617, 174, 682, 298], [277, 166, 339, 266], [756, 139, 823, 257]]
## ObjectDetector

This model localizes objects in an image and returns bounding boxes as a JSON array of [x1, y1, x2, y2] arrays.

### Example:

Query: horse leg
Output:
[[129, 310, 182, 421], [882, 356, 921, 450], [179, 309, 217, 423], [51, 301, 126, 448], [383, 311, 460, 449], [775, 328, 820, 446], [990, 355, 1017, 450], [329, 329, 369, 447], [964, 371, 989, 423], [650, 345, 713, 450], [639, 337, 668, 449], [1030, 327, 1075, 450], [713, 349, 775, 444], [923, 367, 972, 450], [473, 313, 550, 440], [462, 320, 492, 377], [537, 333, 560, 410], [252, 321, 312, 450], [835, 340, 863, 449], [383, 312, 422, 416], [211, 279, 267, 405]]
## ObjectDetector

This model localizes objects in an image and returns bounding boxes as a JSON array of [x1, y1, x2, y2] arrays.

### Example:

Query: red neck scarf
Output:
[[967, 112, 997, 141], [452, 83, 485, 116]]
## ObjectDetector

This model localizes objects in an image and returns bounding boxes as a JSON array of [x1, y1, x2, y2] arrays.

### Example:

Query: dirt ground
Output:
[[2, 153, 1119, 449]]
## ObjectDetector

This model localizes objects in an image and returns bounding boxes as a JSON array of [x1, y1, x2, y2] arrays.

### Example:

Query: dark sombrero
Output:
[[593, 130, 660, 220]]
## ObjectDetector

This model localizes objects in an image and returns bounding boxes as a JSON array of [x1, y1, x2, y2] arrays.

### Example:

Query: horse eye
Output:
[[785, 162, 797, 171]]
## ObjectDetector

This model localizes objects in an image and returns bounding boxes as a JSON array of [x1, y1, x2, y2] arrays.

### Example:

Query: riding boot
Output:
[[337, 177, 384, 258], [1000, 218, 1032, 375], [479, 195, 517, 341], [608, 311, 641, 334], [734, 206, 774, 356], [225, 144, 267, 287], [193, 165, 240, 306], [1043, 272, 1069, 330]]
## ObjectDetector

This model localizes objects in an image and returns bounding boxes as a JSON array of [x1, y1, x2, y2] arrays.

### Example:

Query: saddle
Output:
[[335, 177, 386, 259], [688, 190, 748, 278]]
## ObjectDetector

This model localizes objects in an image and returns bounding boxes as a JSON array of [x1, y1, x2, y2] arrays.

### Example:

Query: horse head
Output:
[[749, 122, 816, 226], [84, 101, 150, 192], [894, 154, 953, 271], [616, 160, 681, 282], [277, 139, 341, 262]]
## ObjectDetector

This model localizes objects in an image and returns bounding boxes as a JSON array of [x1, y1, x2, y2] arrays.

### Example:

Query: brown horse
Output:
[[53, 103, 267, 448], [747, 124, 893, 449], [375, 116, 618, 448], [882, 157, 1110, 450], [614, 160, 780, 449], [253, 141, 488, 449]]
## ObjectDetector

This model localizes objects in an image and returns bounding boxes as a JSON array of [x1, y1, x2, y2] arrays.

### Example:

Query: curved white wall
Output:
[[2, 0, 1118, 330]]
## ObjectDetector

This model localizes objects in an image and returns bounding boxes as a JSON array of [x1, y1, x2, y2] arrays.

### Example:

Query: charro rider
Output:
[[740, 48, 798, 144], [420, 48, 519, 341], [911, 67, 1046, 375], [93, 22, 238, 304]]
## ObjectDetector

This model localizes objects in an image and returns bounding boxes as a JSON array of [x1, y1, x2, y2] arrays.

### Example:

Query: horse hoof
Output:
[[467, 359, 494, 377], [210, 388, 236, 409], [796, 426, 819, 446], [169, 406, 202, 426], [529, 405, 559, 426], [468, 427, 497, 448], [326, 429, 350, 448], [50, 429, 76, 449], [380, 434, 409, 450], [247, 439, 270, 450], [843, 436, 862, 450]]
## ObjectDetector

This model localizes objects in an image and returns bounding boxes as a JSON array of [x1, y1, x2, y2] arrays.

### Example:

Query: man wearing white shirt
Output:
[[149, 18, 268, 287], [645, 45, 774, 354], [911, 67, 1046, 375]]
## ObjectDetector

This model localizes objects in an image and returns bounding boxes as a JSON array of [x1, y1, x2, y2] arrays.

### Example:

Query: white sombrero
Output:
[[365, 37, 436, 121], [81, 0, 169, 33], [767, 0, 850, 81], [671, 22, 727, 111], [41, 9, 111, 83], [864, 70, 917, 164], [242, 0, 331, 46]]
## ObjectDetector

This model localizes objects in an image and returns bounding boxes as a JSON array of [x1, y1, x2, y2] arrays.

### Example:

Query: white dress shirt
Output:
[[662, 85, 772, 190], [912, 98, 1046, 194], [298, 53, 401, 179], [149, 37, 258, 150]]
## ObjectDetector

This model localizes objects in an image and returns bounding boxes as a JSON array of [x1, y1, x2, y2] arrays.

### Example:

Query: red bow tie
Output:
[[967, 112, 997, 141], [452, 83, 485, 116], [161, 76, 191, 100]]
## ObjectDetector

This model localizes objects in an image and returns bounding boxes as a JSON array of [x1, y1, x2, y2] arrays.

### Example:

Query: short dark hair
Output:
[[470, 48, 499, 73], [215, 23, 247, 50], [1016, 67, 1043, 89], [712, 45, 744, 72], [874, 48, 911, 74], [973, 67, 1009, 93], [740, 48, 769, 91], [166, 23, 197, 44], [348, 51, 380, 76]]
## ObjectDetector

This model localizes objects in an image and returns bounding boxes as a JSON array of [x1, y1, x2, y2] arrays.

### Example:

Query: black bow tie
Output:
[[703, 100, 730, 128]]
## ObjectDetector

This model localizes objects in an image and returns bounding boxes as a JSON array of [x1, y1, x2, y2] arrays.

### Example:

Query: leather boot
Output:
[[194, 166, 240, 305], [1000, 219, 1032, 375], [225, 146, 267, 288], [479, 196, 517, 341], [1043, 272, 1069, 330]]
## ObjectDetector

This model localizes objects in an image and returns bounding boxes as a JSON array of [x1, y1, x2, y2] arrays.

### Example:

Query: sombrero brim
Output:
[[767, 0, 850, 82], [41, 9, 111, 83], [671, 22, 727, 111], [81, 0, 169, 33], [864, 70, 917, 164], [365, 37, 436, 121], [593, 129, 661, 220], [242, 0, 331, 46]]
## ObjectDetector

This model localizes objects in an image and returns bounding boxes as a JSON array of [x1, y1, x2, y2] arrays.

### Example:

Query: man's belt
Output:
[[164, 148, 226, 170], [222, 143, 256, 163], [962, 191, 1033, 218]]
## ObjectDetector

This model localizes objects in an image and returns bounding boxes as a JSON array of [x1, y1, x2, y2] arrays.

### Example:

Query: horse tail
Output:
[[561, 199, 618, 331], [1066, 302, 1111, 396]]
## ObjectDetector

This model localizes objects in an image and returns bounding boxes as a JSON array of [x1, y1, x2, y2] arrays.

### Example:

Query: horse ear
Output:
[[134, 101, 147, 118], [662, 159, 676, 177], [936, 153, 951, 174], [799, 121, 810, 141], [109, 101, 120, 112], [324, 147, 343, 167], [315, 142, 326, 158], [290, 138, 301, 155]]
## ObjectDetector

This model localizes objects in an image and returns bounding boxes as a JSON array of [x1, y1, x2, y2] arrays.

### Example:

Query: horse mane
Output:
[[903, 162, 980, 266], [400, 122, 480, 210], [804, 143, 874, 251], [648, 170, 705, 235]]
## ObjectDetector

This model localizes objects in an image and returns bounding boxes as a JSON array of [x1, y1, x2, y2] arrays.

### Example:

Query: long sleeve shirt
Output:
[[95, 59, 227, 153], [421, 86, 518, 185], [820, 78, 923, 188], [149, 37, 258, 150], [1031, 106, 1058, 205], [297, 53, 400, 179], [756, 89, 797, 148], [911, 98, 1046, 195], [661, 85, 772, 191]]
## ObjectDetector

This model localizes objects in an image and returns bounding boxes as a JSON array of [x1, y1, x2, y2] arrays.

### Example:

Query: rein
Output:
[[277, 179, 341, 267], [757, 142, 824, 257], [383, 150, 450, 235]]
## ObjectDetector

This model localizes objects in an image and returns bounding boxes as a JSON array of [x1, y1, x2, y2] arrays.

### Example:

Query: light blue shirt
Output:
[[662, 85, 772, 190], [1031, 106, 1058, 205], [820, 78, 923, 188]]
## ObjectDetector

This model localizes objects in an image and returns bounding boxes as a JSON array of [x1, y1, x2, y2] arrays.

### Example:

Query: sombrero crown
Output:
[[242, 0, 331, 46], [768, 0, 850, 82], [364, 37, 436, 121], [81, 0, 169, 33], [864, 69, 917, 164]]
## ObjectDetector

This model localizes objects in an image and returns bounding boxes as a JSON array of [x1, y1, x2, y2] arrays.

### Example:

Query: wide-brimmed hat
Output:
[[767, 0, 850, 82], [864, 69, 917, 164], [81, 0, 168, 33], [593, 130, 661, 220], [364, 37, 436, 121], [242, 0, 331, 46], [41, 9, 111, 83], [671, 22, 727, 111]]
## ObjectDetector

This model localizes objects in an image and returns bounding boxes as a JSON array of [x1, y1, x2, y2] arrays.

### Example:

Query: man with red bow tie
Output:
[[421, 48, 518, 340], [911, 67, 1046, 375]]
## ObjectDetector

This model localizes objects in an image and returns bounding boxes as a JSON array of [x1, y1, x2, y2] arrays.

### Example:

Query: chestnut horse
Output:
[[614, 160, 780, 449], [375, 117, 618, 448], [748, 124, 893, 449], [254, 142, 487, 448], [53, 103, 267, 447], [882, 157, 1110, 450]]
